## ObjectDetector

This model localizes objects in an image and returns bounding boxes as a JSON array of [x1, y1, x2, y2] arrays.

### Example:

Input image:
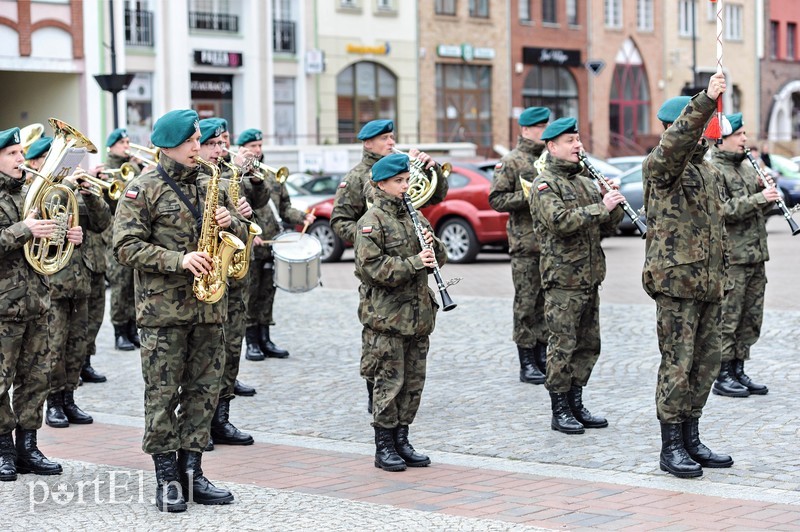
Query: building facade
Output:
[[761, 0, 800, 149]]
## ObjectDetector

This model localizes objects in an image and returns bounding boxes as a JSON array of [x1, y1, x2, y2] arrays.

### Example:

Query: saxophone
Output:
[[220, 158, 263, 280], [192, 156, 246, 304]]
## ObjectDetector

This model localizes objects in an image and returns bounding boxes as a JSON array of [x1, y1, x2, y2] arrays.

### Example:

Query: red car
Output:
[[302, 163, 509, 263]]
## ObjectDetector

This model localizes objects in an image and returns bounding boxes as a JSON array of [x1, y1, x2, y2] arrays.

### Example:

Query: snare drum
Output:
[[272, 232, 322, 293]]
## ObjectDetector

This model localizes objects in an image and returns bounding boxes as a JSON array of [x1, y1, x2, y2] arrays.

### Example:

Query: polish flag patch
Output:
[[494, 162, 503, 171], [125, 188, 139, 199], [537, 182, 549, 192], [361, 226, 373, 234], [338, 181, 347, 188]]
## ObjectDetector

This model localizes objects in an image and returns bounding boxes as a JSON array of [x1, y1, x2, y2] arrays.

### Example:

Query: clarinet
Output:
[[744, 148, 800, 236], [578, 151, 647, 239], [402, 193, 458, 312]]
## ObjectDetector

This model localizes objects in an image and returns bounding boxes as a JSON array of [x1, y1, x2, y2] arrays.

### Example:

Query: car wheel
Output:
[[438, 218, 479, 264], [308, 220, 344, 262]]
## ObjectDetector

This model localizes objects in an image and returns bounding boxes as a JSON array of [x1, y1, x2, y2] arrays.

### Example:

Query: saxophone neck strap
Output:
[[157, 164, 203, 232]]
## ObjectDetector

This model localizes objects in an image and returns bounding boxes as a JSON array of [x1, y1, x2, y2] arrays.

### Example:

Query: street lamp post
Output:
[[94, 0, 135, 129]]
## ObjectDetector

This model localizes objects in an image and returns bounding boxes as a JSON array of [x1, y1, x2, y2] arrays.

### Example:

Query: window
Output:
[[604, 0, 621, 28], [376, 0, 394, 11], [274, 77, 296, 145], [436, 64, 493, 149], [125, 1, 154, 46], [336, 62, 397, 143], [469, 0, 488, 18], [519, 0, 531, 22], [678, 0, 695, 37], [340, 0, 358, 7], [789, 23, 797, 60], [609, 39, 650, 148], [707, 1, 717, 22], [637, 0, 653, 31], [770, 21, 779, 59], [522, 65, 578, 123], [435, 0, 456, 15], [542, 0, 556, 23], [724, 3, 742, 41], [188, 0, 238, 32], [566, 0, 578, 25]]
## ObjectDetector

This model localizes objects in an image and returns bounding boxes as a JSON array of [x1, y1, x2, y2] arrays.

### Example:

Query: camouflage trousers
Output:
[[107, 248, 135, 326], [221, 280, 249, 400], [720, 263, 766, 363], [85, 271, 106, 357], [139, 324, 224, 454], [543, 287, 601, 393], [0, 316, 51, 433], [362, 327, 428, 429], [511, 254, 547, 347], [245, 257, 276, 327], [48, 297, 89, 393], [654, 295, 722, 424]]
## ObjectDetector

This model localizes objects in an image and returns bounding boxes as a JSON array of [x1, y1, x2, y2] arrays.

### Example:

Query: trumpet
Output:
[[126, 143, 159, 166], [75, 172, 125, 201], [392, 147, 451, 209], [223, 147, 289, 183], [100, 162, 137, 182]]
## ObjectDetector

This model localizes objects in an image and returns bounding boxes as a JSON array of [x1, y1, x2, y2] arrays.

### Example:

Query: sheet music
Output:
[[48, 147, 87, 180]]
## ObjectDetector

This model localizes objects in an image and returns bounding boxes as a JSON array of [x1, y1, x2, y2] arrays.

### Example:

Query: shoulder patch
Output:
[[537, 182, 550, 192], [361, 225, 373, 234], [125, 188, 140, 199], [338, 181, 347, 188], [494, 162, 503, 171]]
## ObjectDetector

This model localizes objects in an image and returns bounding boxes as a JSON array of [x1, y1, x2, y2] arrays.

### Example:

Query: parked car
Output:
[[614, 167, 646, 236], [287, 173, 345, 195], [607, 155, 646, 173], [766, 154, 800, 208]]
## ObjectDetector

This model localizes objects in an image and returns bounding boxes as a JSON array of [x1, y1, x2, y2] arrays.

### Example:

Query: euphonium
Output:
[[192, 156, 245, 304], [392, 148, 450, 209], [219, 158, 263, 280], [21, 118, 97, 275]]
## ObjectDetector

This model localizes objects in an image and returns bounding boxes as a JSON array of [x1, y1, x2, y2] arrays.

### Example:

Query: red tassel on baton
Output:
[[703, 0, 731, 143]]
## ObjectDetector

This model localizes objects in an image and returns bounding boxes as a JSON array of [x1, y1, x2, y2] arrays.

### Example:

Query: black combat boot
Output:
[[567, 385, 608, 428], [177, 449, 235, 505], [518, 346, 545, 384], [210, 398, 254, 445], [127, 319, 141, 348], [712, 361, 750, 397], [732, 359, 768, 395], [260, 325, 289, 358], [62, 390, 93, 424], [15, 428, 62, 475], [244, 325, 265, 361], [682, 418, 733, 468], [549, 392, 584, 434], [233, 380, 256, 396], [45, 392, 69, 428], [534, 341, 548, 376], [0, 432, 16, 482], [114, 324, 135, 351], [205, 439, 214, 452], [80, 355, 107, 383], [373, 426, 406, 472], [393, 425, 430, 467], [366, 380, 374, 414], [152, 452, 187, 513], [659, 423, 702, 478]]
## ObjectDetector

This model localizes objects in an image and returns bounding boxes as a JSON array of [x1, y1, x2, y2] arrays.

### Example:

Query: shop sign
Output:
[[346, 42, 390, 55], [437, 44, 496, 61], [522, 47, 581, 67], [194, 49, 243, 68]]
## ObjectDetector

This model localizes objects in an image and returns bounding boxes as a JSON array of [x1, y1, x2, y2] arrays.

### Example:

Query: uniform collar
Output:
[[518, 136, 545, 157], [0, 171, 23, 191], [373, 187, 405, 214], [158, 153, 200, 184], [547, 154, 583, 177], [107, 152, 130, 166], [712, 147, 746, 165], [362, 149, 384, 166]]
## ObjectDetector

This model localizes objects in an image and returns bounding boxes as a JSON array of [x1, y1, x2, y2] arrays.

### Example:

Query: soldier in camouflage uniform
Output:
[[44, 169, 112, 429], [710, 113, 777, 398], [331, 119, 448, 413], [0, 127, 83, 481], [642, 73, 734, 479], [355, 153, 447, 472], [114, 110, 245, 511], [489, 107, 551, 385], [238, 128, 314, 361], [529, 118, 624, 435]]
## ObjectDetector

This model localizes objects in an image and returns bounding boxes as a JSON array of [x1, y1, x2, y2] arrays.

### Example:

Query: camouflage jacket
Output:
[[711, 149, 770, 265], [530, 155, 623, 290], [49, 187, 112, 299], [105, 153, 142, 214], [0, 172, 50, 321], [113, 154, 247, 327], [332, 149, 449, 244], [248, 162, 306, 261], [642, 92, 729, 302], [488, 136, 545, 256], [354, 188, 447, 337]]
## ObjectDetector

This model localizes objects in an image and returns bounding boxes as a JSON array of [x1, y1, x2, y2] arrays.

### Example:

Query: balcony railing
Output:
[[273, 19, 296, 54], [125, 9, 154, 47], [188, 11, 239, 32]]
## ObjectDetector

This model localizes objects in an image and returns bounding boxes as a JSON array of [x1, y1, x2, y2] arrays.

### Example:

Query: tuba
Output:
[[392, 148, 451, 209], [220, 158, 263, 280], [21, 118, 97, 275], [192, 156, 245, 303]]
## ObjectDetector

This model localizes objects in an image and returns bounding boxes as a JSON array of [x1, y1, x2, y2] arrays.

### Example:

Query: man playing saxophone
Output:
[[113, 110, 246, 512]]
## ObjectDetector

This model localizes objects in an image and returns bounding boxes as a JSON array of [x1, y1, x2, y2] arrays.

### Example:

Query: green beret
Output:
[[541, 117, 579, 141], [199, 118, 225, 144], [371, 153, 409, 182], [25, 136, 53, 160], [357, 119, 394, 141], [211, 117, 228, 133], [150, 109, 200, 149], [724, 113, 743, 136], [518, 107, 550, 127], [106, 128, 128, 147], [657, 96, 691, 123], [0, 127, 21, 150], [236, 128, 262, 145]]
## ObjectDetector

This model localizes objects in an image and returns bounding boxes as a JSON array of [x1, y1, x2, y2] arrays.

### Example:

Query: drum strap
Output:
[[267, 198, 282, 224]]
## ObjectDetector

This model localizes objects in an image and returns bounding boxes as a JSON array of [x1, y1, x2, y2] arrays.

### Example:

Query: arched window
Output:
[[609, 39, 650, 147], [521, 65, 578, 120], [336, 61, 397, 143]]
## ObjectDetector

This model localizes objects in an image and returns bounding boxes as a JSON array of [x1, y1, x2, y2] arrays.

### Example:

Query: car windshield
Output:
[[770, 154, 800, 178], [619, 168, 643, 187]]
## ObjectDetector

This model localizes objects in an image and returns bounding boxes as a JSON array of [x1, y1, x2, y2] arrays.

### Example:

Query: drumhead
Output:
[[272, 232, 322, 261]]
